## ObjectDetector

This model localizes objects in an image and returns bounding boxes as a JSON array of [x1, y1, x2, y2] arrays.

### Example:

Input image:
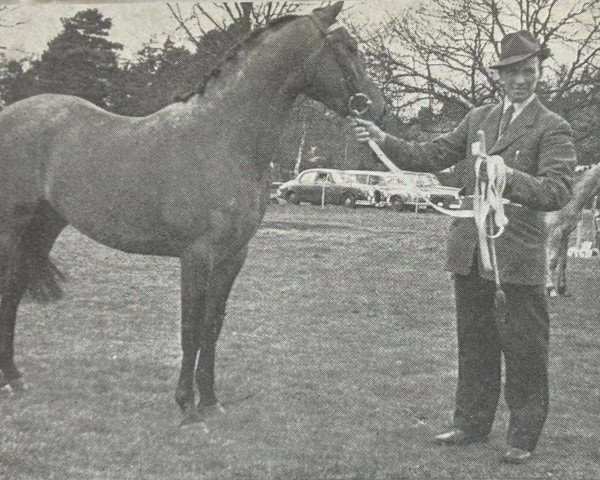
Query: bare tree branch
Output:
[[167, 3, 201, 48]]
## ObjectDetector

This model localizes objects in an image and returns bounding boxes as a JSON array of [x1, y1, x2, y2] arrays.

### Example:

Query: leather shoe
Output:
[[502, 447, 532, 464], [434, 429, 488, 446]]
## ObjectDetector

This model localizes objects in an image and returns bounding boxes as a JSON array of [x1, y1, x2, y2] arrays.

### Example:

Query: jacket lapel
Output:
[[489, 96, 541, 154], [481, 103, 503, 153]]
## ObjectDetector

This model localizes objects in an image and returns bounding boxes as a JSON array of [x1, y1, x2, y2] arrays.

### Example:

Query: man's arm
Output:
[[505, 119, 576, 211], [353, 114, 470, 173]]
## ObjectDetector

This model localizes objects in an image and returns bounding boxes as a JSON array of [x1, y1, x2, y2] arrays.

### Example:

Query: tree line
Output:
[[0, 1, 599, 180]]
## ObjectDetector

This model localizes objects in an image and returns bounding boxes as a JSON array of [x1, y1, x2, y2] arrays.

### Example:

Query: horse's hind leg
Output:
[[0, 234, 29, 393], [196, 246, 248, 417], [0, 204, 66, 393]]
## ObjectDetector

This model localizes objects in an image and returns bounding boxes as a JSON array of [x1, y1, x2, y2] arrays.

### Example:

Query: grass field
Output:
[[0, 204, 598, 479]]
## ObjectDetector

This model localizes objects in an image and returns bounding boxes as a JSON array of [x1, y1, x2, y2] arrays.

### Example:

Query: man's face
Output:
[[498, 56, 541, 103]]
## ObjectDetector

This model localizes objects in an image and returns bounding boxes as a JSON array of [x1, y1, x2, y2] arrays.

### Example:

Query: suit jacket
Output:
[[381, 95, 576, 285]]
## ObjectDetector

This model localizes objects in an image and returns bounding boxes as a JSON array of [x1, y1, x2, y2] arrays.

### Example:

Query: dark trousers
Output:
[[452, 266, 550, 451]]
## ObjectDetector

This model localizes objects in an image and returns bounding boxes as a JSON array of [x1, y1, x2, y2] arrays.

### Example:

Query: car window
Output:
[[315, 172, 333, 183], [416, 174, 440, 187], [299, 171, 319, 184], [388, 176, 410, 187], [368, 175, 385, 185], [337, 172, 354, 184]]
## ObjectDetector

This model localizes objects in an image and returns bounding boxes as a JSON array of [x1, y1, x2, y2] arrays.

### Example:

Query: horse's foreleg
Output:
[[196, 247, 248, 417], [176, 243, 212, 425]]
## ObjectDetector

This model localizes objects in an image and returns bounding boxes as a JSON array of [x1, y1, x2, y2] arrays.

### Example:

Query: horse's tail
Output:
[[0, 249, 65, 303], [22, 253, 65, 302], [0, 202, 66, 303]]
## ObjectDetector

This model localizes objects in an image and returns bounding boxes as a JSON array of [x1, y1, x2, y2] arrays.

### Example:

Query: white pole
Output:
[[575, 216, 583, 249], [592, 195, 599, 248]]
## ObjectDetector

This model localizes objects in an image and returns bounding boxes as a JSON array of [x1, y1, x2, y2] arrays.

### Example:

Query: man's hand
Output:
[[478, 155, 514, 184], [351, 117, 386, 145]]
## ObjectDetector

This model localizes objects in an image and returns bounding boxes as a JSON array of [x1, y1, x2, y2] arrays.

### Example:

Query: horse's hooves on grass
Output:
[[0, 384, 14, 397], [179, 415, 210, 433], [199, 402, 226, 418]]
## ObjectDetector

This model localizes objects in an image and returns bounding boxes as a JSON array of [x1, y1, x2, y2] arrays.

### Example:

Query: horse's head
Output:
[[299, 2, 385, 122]]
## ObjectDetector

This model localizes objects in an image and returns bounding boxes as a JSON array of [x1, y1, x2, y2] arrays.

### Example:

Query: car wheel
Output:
[[389, 195, 405, 211], [342, 193, 356, 208], [287, 191, 300, 205]]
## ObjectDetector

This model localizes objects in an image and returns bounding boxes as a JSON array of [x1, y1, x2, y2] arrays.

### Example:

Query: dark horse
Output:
[[0, 3, 383, 425]]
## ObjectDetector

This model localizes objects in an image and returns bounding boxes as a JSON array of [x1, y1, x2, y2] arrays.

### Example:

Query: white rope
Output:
[[367, 139, 473, 217], [365, 131, 509, 272], [472, 134, 508, 272]]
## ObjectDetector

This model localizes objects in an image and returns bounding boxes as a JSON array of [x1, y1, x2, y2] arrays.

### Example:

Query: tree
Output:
[[34, 9, 123, 108], [166, 2, 302, 50], [352, 0, 600, 164], [355, 0, 600, 112], [0, 5, 25, 52], [113, 3, 303, 116], [113, 37, 197, 116], [0, 6, 30, 107], [0, 59, 38, 105]]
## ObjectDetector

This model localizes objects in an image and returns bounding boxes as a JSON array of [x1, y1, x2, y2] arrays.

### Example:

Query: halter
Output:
[[305, 14, 365, 110]]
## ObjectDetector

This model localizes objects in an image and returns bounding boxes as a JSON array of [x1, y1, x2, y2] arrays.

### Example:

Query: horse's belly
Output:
[[64, 214, 180, 256], [49, 180, 181, 255]]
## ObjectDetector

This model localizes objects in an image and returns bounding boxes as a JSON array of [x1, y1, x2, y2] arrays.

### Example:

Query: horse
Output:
[[545, 164, 600, 296], [0, 2, 384, 425]]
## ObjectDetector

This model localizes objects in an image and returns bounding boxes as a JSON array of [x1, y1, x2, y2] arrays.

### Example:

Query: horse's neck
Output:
[[552, 165, 600, 229], [193, 22, 310, 143], [566, 165, 600, 213]]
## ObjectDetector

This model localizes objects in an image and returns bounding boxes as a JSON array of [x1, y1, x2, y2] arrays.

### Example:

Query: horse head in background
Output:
[[0, 2, 384, 426]]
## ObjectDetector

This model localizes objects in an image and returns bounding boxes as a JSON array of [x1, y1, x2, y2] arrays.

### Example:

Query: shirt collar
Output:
[[503, 94, 536, 119]]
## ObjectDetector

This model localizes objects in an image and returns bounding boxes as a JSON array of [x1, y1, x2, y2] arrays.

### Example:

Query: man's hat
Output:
[[490, 31, 548, 69]]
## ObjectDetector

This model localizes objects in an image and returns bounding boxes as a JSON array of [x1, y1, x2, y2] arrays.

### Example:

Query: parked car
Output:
[[346, 170, 461, 211], [401, 172, 462, 210], [345, 170, 427, 211], [276, 168, 382, 207]]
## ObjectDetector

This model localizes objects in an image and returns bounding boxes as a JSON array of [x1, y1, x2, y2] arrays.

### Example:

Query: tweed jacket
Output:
[[381, 95, 576, 285]]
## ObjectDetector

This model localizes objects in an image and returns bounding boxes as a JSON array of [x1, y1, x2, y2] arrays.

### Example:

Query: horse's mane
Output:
[[176, 14, 301, 102]]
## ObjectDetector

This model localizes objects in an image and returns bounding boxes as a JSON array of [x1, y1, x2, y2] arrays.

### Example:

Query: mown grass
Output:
[[0, 204, 598, 479]]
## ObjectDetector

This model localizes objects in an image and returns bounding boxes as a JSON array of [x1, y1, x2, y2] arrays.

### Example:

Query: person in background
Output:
[[353, 31, 576, 464]]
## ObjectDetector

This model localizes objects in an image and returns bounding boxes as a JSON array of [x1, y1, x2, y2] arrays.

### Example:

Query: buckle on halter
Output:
[[348, 93, 372, 116]]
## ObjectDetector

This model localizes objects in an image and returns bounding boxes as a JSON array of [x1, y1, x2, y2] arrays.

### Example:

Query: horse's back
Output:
[[0, 93, 125, 182], [0, 95, 155, 237]]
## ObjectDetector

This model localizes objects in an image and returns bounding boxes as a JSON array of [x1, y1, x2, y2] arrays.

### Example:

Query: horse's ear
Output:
[[312, 1, 344, 26]]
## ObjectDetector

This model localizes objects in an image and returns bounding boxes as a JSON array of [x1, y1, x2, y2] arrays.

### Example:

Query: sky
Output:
[[0, 1, 417, 61]]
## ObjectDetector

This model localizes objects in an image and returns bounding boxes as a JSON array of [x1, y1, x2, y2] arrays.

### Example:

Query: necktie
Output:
[[499, 104, 515, 136]]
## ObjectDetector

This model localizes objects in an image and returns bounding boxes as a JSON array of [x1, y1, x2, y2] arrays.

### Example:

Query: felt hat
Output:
[[490, 31, 546, 69]]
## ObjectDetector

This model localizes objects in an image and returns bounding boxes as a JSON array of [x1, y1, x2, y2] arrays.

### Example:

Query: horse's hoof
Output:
[[9, 378, 29, 392], [198, 402, 226, 418], [179, 414, 210, 433], [0, 384, 14, 397]]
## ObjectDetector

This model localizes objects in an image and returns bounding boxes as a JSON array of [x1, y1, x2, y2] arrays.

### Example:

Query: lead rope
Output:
[[349, 95, 508, 323], [472, 130, 507, 324], [368, 127, 508, 324]]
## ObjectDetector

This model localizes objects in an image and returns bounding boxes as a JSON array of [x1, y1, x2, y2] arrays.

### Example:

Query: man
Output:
[[353, 31, 576, 464]]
